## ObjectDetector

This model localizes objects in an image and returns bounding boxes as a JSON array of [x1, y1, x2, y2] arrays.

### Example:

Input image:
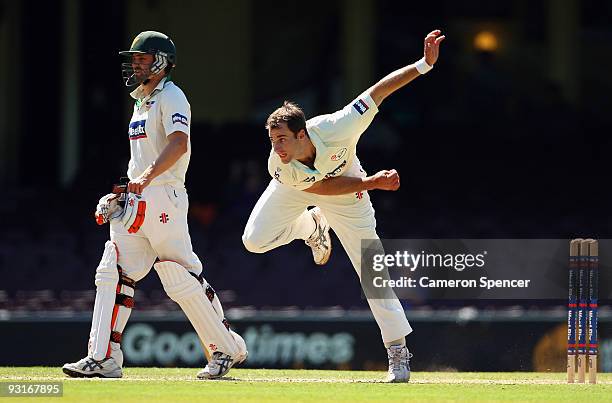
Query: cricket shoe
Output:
[[62, 356, 122, 378], [197, 330, 248, 380], [305, 207, 332, 265], [386, 345, 412, 383]]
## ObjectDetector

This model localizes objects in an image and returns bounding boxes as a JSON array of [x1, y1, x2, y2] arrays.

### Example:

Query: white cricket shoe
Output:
[[197, 352, 236, 379], [62, 356, 122, 378], [386, 345, 412, 383], [197, 330, 248, 380], [305, 207, 332, 265]]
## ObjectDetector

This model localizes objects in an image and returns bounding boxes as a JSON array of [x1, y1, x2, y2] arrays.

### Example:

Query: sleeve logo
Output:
[[171, 112, 189, 126], [352, 99, 369, 115]]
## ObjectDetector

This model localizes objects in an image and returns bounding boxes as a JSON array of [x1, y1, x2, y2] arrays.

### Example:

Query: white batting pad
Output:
[[89, 241, 120, 361], [88, 241, 135, 365], [154, 261, 242, 357], [201, 277, 225, 323]]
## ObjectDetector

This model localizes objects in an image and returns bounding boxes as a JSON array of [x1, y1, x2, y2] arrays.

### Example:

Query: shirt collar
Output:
[[290, 130, 328, 173], [130, 76, 169, 101]]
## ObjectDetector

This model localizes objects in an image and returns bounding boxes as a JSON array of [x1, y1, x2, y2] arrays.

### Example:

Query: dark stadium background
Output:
[[0, 0, 611, 371]]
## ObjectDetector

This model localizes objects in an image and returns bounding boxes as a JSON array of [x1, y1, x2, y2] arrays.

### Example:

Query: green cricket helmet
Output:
[[119, 31, 177, 87]]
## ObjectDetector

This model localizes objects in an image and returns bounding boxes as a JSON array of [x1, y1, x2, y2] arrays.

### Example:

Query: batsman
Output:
[[243, 30, 445, 382], [62, 31, 247, 379]]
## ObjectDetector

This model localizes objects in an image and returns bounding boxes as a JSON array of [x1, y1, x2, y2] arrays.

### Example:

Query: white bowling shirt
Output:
[[268, 92, 378, 190]]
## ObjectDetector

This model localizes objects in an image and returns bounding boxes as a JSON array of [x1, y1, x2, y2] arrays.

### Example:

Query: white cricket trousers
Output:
[[110, 184, 203, 280], [243, 179, 412, 343]]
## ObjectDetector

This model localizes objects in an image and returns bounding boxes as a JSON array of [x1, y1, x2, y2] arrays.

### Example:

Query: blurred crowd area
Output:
[[1, 108, 610, 311], [1, 0, 612, 311]]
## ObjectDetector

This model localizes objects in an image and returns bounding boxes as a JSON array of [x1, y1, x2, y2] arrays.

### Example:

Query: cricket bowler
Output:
[[243, 30, 445, 382]]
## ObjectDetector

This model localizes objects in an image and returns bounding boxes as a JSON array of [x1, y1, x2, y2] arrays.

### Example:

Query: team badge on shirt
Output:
[[172, 112, 189, 126], [128, 119, 147, 140], [330, 148, 347, 161], [352, 99, 370, 115]]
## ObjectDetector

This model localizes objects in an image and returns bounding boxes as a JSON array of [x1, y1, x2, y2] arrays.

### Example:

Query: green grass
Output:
[[1, 367, 611, 402]]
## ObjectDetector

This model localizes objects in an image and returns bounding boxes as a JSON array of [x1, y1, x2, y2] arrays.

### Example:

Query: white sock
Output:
[[294, 209, 316, 240], [384, 337, 406, 349]]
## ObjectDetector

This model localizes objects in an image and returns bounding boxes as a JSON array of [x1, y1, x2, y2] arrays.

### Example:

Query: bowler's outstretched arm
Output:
[[368, 30, 445, 106]]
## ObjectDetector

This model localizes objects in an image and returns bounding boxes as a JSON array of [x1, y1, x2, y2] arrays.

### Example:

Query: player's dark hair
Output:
[[266, 101, 307, 137]]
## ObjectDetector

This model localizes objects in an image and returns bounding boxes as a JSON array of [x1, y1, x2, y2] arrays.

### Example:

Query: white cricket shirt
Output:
[[127, 77, 191, 187], [268, 92, 378, 190]]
